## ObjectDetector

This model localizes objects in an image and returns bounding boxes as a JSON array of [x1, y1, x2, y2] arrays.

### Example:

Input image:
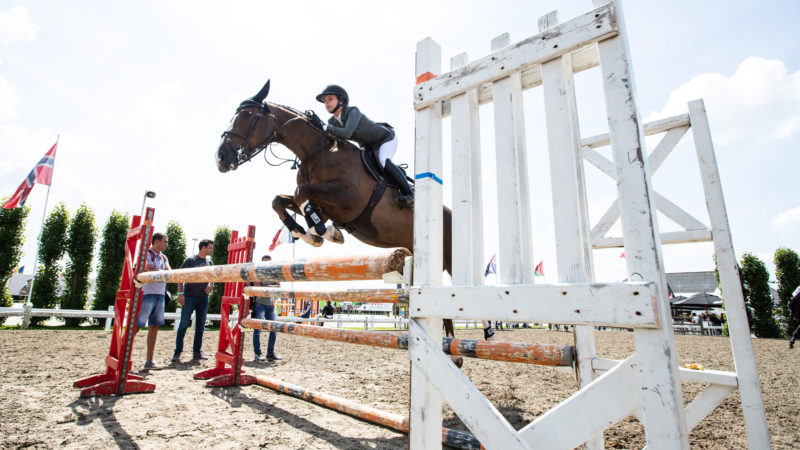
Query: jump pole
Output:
[[255, 375, 483, 450], [244, 287, 407, 304], [241, 318, 574, 367], [136, 248, 411, 284]]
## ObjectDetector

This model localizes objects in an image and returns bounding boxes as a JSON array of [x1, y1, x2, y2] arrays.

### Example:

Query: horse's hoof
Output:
[[450, 356, 464, 368], [310, 235, 324, 247], [324, 225, 345, 244]]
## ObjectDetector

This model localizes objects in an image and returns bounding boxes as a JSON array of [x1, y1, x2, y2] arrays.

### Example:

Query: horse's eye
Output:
[[243, 111, 251, 117]]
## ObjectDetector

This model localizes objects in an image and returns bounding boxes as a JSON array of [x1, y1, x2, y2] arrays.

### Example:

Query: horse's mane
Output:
[[268, 102, 359, 153]]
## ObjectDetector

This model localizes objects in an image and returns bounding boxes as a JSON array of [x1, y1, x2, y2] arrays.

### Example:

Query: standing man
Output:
[[321, 301, 335, 327], [252, 255, 281, 361], [788, 286, 800, 349], [136, 232, 170, 370], [172, 239, 214, 362]]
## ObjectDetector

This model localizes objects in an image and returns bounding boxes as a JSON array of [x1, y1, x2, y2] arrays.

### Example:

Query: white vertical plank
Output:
[[540, 12, 602, 449], [451, 54, 484, 286], [595, 1, 689, 447], [688, 98, 771, 449], [492, 34, 533, 285], [411, 36, 444, 450]]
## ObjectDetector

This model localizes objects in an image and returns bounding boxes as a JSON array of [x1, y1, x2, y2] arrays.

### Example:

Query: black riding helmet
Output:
[[316, 84, 349, 105]]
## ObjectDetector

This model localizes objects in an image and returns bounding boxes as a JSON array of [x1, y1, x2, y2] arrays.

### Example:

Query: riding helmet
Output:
[[316, 84, 349, 104]]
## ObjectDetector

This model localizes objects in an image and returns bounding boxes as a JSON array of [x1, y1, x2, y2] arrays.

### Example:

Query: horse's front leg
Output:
[[294, 183, 346, 244], [272, 194, 324, 247]]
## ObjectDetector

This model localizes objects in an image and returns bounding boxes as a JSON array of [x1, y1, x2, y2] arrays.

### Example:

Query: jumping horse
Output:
[[216, 80, 482, 364]]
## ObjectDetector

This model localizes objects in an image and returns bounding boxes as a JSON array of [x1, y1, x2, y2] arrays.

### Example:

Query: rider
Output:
[[308, 84, 414, 209]]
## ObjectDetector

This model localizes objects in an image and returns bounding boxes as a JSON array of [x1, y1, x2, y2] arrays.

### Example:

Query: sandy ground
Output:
[[0, 327, 798, 449]]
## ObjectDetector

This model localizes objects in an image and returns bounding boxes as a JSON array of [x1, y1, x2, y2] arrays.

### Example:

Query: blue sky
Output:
[[1, 1, 799, 288]]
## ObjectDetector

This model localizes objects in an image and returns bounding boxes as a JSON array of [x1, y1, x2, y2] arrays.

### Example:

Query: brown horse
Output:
[[215, 80, 467, 351]]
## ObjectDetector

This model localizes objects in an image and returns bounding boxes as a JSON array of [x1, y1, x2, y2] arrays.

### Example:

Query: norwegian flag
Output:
[[2, 143, 58, 209], [268, 214, 296, 251]]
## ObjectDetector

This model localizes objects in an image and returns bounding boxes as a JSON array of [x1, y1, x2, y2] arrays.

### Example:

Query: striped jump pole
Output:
[[241, 319, 574, 367], [136, 248, 411, 285], [255, 375, 482, 450], [244, 287, 408, 304]]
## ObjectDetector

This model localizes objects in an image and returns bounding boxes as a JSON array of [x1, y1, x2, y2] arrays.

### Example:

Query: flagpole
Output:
[[25, 136, 59, 307]]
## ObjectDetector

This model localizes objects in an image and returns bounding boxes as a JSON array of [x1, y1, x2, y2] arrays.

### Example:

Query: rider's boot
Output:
[[383, 159, 414, 209]]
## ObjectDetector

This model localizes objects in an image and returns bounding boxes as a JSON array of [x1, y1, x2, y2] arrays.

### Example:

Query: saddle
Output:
[[360, 146, 413, 188]]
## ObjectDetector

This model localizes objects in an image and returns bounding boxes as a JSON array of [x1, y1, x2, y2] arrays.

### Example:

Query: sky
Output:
[[1, 0, 799, 291]]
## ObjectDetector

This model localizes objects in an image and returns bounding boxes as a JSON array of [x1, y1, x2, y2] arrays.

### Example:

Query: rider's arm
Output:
[[325, 107, 363, 140]]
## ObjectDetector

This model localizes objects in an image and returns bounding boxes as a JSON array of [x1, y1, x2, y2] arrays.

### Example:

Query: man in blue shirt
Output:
[[172, 239, 214, 362], [253, 254, 281, 362]]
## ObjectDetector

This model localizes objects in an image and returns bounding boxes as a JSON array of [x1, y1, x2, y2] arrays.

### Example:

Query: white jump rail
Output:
[[409, 1, 769, 449]]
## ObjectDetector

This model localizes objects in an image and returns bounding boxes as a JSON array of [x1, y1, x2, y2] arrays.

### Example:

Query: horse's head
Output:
[[216, 79, 280, 172]]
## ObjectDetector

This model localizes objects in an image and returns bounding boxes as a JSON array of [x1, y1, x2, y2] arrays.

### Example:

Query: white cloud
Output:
[[0, 6, 37, 44], [646, 57, 800, 146], [771, 206, 800, 233], [0, 75, 18, 120]]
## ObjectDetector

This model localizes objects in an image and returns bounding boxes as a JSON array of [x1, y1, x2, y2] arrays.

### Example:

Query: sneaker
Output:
[[171, 352, 181, 363], [266, 354, 282, 361], [144, 360, 164, 370], [255, 354, 266, 362], [193, 352, 208, 360]]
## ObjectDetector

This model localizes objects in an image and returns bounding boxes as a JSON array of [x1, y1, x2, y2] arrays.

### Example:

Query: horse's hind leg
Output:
[[272, 195, 323, 247]]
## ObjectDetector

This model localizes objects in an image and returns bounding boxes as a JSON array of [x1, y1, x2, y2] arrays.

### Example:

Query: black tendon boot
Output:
[[384, 159, 414, 209], [303, 203, 327, 236]]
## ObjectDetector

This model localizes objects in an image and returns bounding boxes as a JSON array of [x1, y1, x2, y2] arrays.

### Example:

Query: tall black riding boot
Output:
[[384, 159, 414, 209]]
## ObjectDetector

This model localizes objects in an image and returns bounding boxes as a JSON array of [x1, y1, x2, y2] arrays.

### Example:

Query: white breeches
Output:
[[377, 135, 398, 167]]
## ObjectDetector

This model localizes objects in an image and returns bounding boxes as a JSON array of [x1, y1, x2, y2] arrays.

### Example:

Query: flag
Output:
[[534, 260, 544, 277], [620, 252, 626, 259], [17, 266, 25, 274], [268, 215, 296, 251], [484, 255, 496, 277], [2, 143, 58, 209]]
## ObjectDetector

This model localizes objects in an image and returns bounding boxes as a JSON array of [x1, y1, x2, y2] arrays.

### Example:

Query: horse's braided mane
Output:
[[269, 102, 358, 152]]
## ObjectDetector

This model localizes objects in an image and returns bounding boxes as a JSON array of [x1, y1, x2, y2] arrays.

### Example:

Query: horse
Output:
[[215, 80, 485, 364]]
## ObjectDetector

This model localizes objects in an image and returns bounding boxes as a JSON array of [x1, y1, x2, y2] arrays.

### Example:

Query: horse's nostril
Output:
[[230, 163, 236, 171]]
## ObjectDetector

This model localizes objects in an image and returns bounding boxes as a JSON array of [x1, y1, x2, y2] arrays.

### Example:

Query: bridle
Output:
[[220, 102, 280, 166], [220, 102, 336, 169]]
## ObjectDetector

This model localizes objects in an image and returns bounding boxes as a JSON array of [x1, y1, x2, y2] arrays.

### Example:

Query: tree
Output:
[[713, 255, 751, 336], [92, 211, 131, 312], [0, 203, 30, 326], [30, 203, 69, 326], [208, 226, 231, 322], [60, 204, 97, 326], [774, 247, 800, 335], [740, 253, 781, 338], [163, 220, 188, 312]]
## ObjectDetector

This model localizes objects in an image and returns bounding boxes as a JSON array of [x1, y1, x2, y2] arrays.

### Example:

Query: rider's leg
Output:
[[383, 159, 414, 208]]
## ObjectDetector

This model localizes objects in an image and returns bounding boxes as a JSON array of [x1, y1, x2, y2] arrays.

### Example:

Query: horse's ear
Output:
[[253, 79, 271, 102]]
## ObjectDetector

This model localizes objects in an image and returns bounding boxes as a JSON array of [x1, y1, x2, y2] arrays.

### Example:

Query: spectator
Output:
[[321, 301, 335, 326], [171, 239, 213, 363], [253, 255, 281, 361], [135, 232, 170, 370], [788, 286, 800, 349]]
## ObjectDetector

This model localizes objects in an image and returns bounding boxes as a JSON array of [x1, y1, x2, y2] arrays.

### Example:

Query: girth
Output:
[[336, 179, 387, 237]]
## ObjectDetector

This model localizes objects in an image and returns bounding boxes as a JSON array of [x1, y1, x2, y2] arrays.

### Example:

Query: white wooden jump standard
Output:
[[410, 1, 769, 449]]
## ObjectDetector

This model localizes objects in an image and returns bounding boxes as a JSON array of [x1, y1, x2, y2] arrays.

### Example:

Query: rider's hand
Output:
[[307, 111, 325, 129]]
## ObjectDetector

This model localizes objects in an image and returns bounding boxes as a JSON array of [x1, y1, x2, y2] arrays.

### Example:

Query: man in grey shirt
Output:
[[172, 239, 213, 362], [135, 232, 170, 370]]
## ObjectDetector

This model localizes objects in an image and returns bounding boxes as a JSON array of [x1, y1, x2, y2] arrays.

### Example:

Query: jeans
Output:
[[137, 294, 165, 327], [175, 296, 208, 354], [253, 302, 277, 356], [791, 323, 800, 343]]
